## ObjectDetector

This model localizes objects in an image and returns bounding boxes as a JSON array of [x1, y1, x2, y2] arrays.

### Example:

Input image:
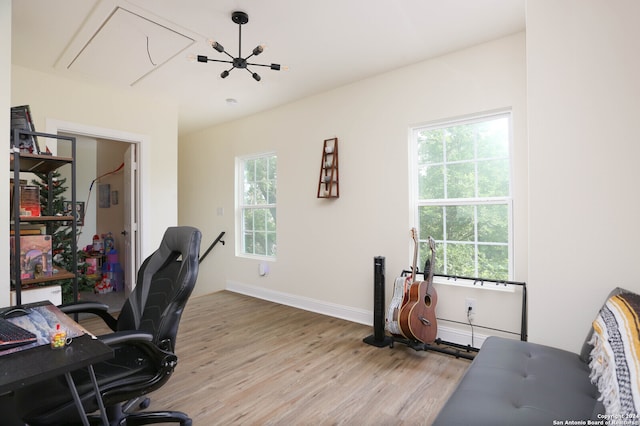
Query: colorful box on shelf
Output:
[[85, 256, 100, 276], [10, 235, 53, 279], [19, 185, 41, 217]]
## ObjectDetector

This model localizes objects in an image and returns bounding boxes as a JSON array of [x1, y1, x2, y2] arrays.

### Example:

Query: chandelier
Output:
[[195, 11, 284, 82]]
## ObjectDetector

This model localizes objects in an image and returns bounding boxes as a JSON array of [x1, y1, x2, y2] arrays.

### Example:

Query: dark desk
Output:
[[0, 302, 113, 425]]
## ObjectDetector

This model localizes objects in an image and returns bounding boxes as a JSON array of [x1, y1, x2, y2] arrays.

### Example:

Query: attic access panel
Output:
[[67, 7, 194, 86]]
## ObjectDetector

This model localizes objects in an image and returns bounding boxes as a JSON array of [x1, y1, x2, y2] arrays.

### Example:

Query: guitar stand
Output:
[[387, 336, 478, 360], [363, 256, 527, 361], [363, 256, 474, 359]]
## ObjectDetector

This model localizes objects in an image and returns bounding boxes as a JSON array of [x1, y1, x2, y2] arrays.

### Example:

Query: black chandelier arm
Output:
[[209, 41, 235, 61], [220, 66, 234, 79], [246, 62, 283, 70], [220, 50, 235, 61], [244, 67, 261, 82], [199, 56, 234, 66]]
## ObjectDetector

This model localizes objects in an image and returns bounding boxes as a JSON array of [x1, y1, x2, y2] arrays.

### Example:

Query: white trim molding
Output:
[[226, 280, 371, 325], [226, 280, 491, 349], [44, 118, 148, 259]]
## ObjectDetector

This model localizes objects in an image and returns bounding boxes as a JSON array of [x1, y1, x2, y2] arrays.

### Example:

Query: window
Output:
[[237, 153, 277, 258], [412, 112, 512, 281]]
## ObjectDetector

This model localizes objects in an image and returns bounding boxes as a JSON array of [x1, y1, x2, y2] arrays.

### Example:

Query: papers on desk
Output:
[[7, 304, 92, 347]]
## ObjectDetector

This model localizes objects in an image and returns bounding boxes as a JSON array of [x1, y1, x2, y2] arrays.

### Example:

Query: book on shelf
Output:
[[19, 185, 41, 217], [10, 105, 39, 154], [9, 178, 27, 219], [10, 223, 46, 236], [10, 235, 53, 280]]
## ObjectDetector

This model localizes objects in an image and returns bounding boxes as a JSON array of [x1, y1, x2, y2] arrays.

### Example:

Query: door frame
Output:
[[45, 119, 147, 287]]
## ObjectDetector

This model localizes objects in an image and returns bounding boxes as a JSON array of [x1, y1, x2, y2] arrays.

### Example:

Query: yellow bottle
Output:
[[50, 323, 66, 349]]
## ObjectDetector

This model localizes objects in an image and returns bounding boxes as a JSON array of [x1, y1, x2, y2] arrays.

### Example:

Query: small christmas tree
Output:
[[31, 170, 94, 303]]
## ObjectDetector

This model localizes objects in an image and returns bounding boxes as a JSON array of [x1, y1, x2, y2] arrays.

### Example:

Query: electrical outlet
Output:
[[465, 298, 477, 315]]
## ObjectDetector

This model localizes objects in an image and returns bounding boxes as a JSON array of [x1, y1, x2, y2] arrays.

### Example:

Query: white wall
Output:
[[6, 65, 180, 301], [1, 0, 11, 307], [180, 33, 528, 340], [527, 0, 640, 351]]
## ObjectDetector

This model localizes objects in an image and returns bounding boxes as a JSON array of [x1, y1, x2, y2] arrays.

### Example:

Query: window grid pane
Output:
[[414, 113, 511, 280], [239, 153, 277, 258]]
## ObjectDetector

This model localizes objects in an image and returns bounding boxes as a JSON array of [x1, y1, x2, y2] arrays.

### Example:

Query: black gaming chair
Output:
[[14, 226, 202, 425]]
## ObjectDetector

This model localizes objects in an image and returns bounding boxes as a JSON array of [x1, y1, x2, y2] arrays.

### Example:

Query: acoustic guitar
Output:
[[385, 228, 419, 337], [398, 236, 438, 343]]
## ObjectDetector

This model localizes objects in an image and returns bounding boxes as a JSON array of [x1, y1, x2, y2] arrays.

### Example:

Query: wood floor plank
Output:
[[81, 290, 470, 425]]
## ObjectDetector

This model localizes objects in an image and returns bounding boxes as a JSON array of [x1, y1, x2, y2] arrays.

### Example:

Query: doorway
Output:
[[47, 120, 143, 313]]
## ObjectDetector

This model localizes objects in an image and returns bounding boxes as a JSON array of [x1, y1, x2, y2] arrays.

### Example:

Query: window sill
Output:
[[434, 276, 515, 292], [236, 253, 276, 262], [412, 272, 517, 292]]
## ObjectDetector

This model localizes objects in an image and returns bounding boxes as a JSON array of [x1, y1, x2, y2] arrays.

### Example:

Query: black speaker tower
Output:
[[363, 256, 393, 347]]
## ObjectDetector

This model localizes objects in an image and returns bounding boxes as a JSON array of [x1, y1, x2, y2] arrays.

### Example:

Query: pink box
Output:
[[86, 257, 98, 275]]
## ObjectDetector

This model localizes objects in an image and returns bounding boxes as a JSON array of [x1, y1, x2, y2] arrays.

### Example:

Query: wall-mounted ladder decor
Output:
[[317, 138, 339, 198]]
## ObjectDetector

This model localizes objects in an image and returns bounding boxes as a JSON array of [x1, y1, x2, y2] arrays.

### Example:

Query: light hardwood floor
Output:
[[81, 290, 471, 425]]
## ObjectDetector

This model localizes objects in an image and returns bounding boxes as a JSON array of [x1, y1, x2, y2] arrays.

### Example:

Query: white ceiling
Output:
[[11, 0, 526, 136]]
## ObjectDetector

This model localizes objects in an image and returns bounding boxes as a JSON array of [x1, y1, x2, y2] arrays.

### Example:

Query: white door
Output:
[[123, 145, 138, 292]]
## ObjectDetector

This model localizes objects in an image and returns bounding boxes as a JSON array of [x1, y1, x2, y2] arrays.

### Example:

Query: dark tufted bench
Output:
[[433, 288, 640, 425], [433, 335, 603, 425]]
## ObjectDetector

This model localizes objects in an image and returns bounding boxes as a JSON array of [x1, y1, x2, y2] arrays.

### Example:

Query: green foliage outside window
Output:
[[241, 154, 277, 257], [415, 114, 511, 280]]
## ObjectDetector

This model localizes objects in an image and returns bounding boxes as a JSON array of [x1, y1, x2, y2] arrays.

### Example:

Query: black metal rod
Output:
[[391, 336, 477, 360], [401, 269, 526, 287], [436, 317, 521, 337], [436, 273, 526, 287], [400, 269, 528, 341], [71, 135, 78, 304], [521, 284, 528, 341], [205, 58, 234, 65], [12, 130, 22, 306], [199, 231, 225, 264], [246, 62, 277, 68], [238, 21, 242, 59], [221, 50, 235, 61]]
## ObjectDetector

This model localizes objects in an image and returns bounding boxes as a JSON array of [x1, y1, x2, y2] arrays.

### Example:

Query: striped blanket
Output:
[[589, 290, 640, 417]]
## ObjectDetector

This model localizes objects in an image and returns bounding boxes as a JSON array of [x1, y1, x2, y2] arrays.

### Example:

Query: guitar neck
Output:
[[427, 237, 436, 283], [410, 228, 418, 282]]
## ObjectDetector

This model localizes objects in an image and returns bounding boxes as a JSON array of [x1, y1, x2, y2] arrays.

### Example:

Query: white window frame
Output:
[[236, 152, 277, 260], [410, 110, 514, 290]]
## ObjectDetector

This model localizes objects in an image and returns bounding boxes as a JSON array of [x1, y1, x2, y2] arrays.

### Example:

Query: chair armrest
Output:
[[98, 330, 154, 346], [58, 301, 118, 331], [98, 331, 176, 374]]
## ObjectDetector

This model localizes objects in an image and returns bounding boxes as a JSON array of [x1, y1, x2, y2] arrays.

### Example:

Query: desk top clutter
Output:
[[0, 302, 93, 356]]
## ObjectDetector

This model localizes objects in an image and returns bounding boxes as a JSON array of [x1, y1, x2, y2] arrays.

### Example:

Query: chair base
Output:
[[93, 404, 192, 426], [119, 410, 192, 426]]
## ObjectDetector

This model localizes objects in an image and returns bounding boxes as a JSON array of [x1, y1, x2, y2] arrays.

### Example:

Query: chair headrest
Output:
[[155, 226, 202, 263]]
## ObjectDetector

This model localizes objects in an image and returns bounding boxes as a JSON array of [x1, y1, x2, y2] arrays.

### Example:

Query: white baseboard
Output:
[[226, 280, 489, 349], [437, 322, 489, 349], [226, 280, 372, 325]]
